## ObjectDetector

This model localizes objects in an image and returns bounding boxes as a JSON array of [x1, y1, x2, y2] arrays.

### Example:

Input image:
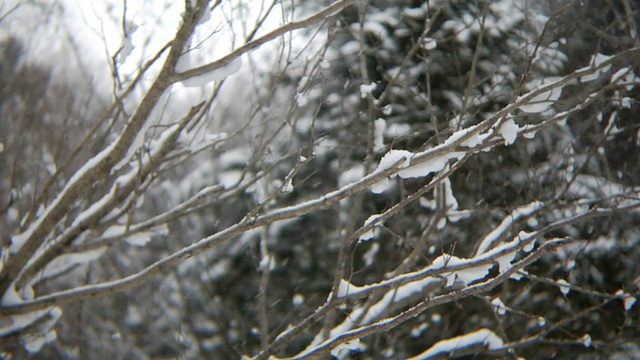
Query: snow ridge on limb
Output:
[[407, 328, 504, 360], [474, 201, 543, 256], [291, 239, 569, 359]]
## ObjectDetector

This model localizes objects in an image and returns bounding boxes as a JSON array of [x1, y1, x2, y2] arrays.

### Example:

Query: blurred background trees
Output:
[[1, 0, 638, 358]]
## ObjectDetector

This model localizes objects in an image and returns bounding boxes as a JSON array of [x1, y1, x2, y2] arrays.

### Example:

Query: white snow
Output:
[[495, 252, 515, 274], [0, 283, 23, 306], [337, 279, 366, 298], [374, 118, 387, 152], [610, 67, 638, 91], [118, 35, 134, 64], [397, 153, 449, 179], [363, 242, 380, 266], [615, 290, 637, 311], [475, 201, 542, 256], [125, 231, 154, 247], [359, 214, 383, 243], [360, 82, 377, 98], [340, 40, 360, 55], [580, 334, 591, 348], [292, 293, 304, 306], [384, 123, 411, 138], [371, 149, 412, 193], [358, 276, 439, 325], [403, 7, 425, 19], [441, 177, 458, 210], [358, 226, 377, 242], [179, 56, 243, 88], [0, 305, 61, 343], [125, 304, 143, 327], [339, 164, 365, 187], [557, 279, 570, 295], [258, 254, 275, 271], [25, 329, 57, 354], [491, 297, 507, 315], [330, 338, 365, 358], [411, 323, 429, 338], [408, 328, 504, 360], [281, 177, 294, 194], [498, 118, 519, 145], [517, 84, 562, 113], [579, 53, 613, 82], [33, 247, 107, 285], [431, 255, 492, 287]]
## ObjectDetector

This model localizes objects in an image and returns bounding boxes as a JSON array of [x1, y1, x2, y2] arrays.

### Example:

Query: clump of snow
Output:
[[125, 304, 144, 327], [331, 338, 366, 358], [441, 177, 458, 211], [432, 254, 492, 287], [259, 254, 275, 271], [376, 150, 412, 172], [281, 177, 294, 194], [517, 82, 563, 113], [340, 41, 360, 56], [292, 294, 304, 307], [408, 328, 504, 360], [385, 123, 411, 138], [337, 279, 365, 298], [374, 118, 387, 152], [610, 67, 638, 91], [363, 243, 380, 266], [411, 323, 429, 338], [579, 53, 612, 82], [580, 334, 592, 348], [475, 201, 542, 256], [33, 247, 107, 284], [422, 37, 437, 50], [359, 214, 383, 243], [1, 283, 23, 306], [360, 82, 377, 98], [118, 36, 134, 64], [557, 279, 571, 295], [371, 175, 392, 193], [0, 305, 61, 354], [537, 317, 547, 326], [397, 153, 451, 179], [498, 118, 519, 145], [615, 290, 637, 311], [297, 92, 310, 107], [491, 297, 507, 315], [371, 150, 412, 193], [403, 7, 424, 19], [339, 164, 365, 187], [25, 329, 58, 354]]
